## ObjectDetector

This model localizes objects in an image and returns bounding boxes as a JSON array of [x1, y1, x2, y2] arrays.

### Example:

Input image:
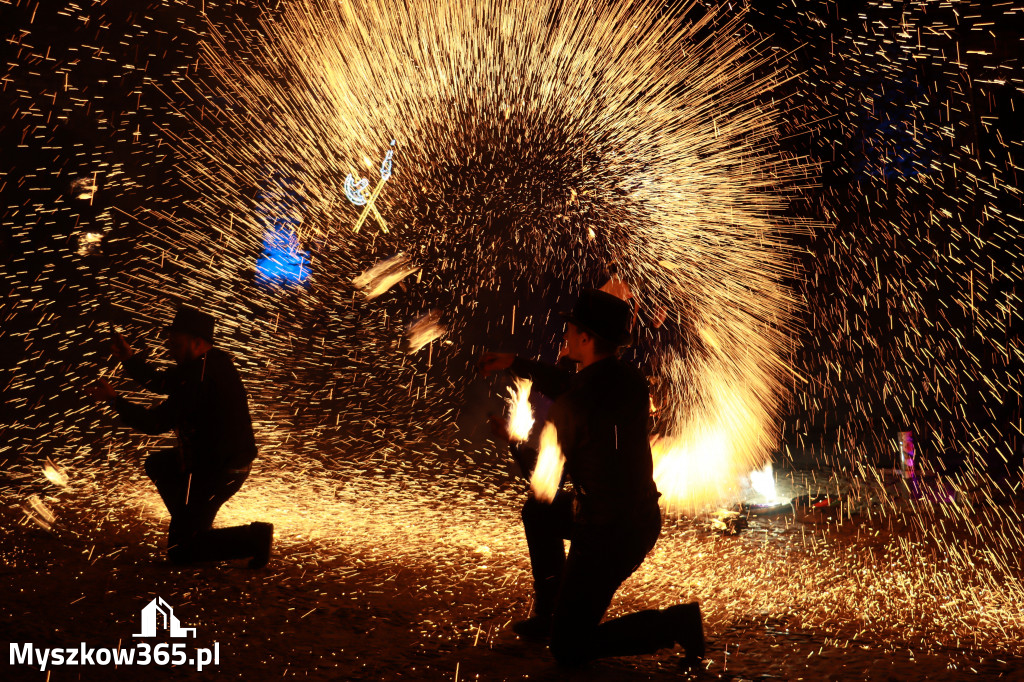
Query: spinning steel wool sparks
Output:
[[155, 0, 800, 511]]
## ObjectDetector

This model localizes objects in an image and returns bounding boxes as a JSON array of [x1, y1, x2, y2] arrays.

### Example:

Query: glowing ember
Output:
[[530, 422, 564, 503]]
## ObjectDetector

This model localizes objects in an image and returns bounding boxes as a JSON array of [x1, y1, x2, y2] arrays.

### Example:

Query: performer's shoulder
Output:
[[206, 347, 244, 375]]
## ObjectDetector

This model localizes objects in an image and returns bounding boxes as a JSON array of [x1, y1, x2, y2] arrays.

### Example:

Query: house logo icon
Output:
[[134, 597, 196, 638]]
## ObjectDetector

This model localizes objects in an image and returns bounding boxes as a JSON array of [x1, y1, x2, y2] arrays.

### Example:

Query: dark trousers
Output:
[[145, 449, 259, 563], [522, 492, 677, 665]]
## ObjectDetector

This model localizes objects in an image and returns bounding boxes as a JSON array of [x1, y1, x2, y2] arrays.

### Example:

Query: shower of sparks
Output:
[[2, 0, 1024, 666], [504, 378, 534, 443], [9, 453, 1024, 662], [149, 0, 802, 511], [530, 422, 564, 503]]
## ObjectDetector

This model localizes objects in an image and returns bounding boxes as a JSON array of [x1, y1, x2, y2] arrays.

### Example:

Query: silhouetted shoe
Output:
[[512, 614, 552, 640], [248, 522, 274, 569], [666, 601, 705, 666]]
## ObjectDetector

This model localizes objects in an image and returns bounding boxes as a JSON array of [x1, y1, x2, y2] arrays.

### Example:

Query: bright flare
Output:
[[505, 378, 534, 443], [748, 462, 778, 501], [652, 360, 774, 514], [530, 422, 564, 503]]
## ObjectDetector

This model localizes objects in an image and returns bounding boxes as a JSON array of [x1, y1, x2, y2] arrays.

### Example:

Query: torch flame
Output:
[[505, 378, 534, 442], [530, 421, 564, 503]]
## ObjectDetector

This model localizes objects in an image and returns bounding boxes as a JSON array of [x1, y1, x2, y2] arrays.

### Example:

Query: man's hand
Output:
[[86, 379, 117, 403], [487, 413, 512, 443], [477, 352, 515, 377], [110, 332, 133, 362]]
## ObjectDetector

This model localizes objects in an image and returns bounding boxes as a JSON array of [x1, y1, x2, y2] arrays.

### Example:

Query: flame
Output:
[[652, 363, 773, 514], [748, 462, 780, 501], [530, 422, 564, 503], [505, 378, 534, 442]]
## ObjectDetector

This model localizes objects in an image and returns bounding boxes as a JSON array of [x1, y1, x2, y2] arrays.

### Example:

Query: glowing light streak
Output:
[[23, 495, 56, 532], [345, 140, 396, 233], [353, 252, 420, 299], [404, 310, 446, 353]]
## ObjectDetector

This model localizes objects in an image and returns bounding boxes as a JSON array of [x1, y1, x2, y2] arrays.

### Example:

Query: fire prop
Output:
[[353, 252, 420, 300], [530, 422, 565, 503], [504, 378, 534, 444]]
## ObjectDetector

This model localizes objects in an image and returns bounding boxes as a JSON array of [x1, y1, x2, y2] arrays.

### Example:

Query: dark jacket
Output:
[[511, 355, 659, 523], [114, 348, 258, 473]]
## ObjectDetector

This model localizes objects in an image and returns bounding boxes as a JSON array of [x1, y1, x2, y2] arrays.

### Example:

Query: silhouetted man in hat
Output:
[[478, 289, 704, 667], [88, 306, 273, 568]]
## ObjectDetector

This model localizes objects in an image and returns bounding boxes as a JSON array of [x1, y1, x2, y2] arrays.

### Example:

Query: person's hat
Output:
[[560, 289, 632, 346], [166, 306, 216, 344]]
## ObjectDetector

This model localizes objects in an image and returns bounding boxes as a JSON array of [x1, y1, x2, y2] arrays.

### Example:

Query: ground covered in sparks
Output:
[[3, 454, 1024, 681]]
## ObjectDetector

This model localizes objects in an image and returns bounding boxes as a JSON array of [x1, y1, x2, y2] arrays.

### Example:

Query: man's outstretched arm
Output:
[[508, 357, 572, 399], [111, 332, 178, 394], [477, 352, 572, 399], [87, 378, 176, 435]]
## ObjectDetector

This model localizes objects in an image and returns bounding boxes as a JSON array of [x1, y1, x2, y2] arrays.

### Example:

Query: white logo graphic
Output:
[[134, 598, 196, 638]]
